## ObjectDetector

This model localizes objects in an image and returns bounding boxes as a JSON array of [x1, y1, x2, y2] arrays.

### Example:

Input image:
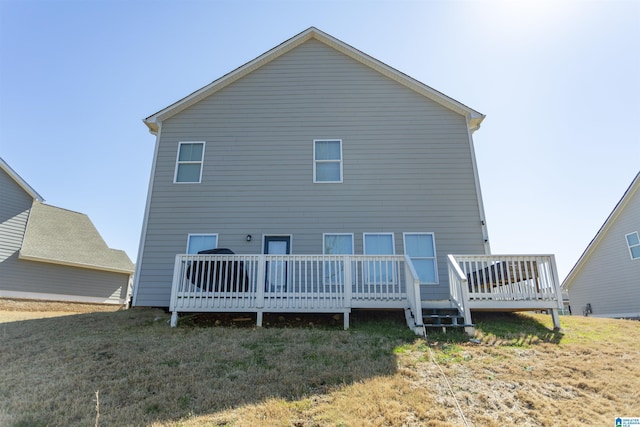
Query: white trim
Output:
[[625, 231, 640, 260], [0, 157, 45, 201], [363, 232, 396, 255], [322, 233, 355, 254], [262, 234, 293, 254], [143, 27, 484, 134], [186, 233, 219, 254], [132, 123, 163, 306], [173, 141, 206, 184], [466, 126, 491, 254], [18, 253, 134, 275], [313, 139, 343, 183], [0, 290, 126, 305], [402, 232, 439, 285]]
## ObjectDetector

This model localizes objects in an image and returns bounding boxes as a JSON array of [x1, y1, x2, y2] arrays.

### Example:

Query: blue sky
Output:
[[1, 0, 638, 281]]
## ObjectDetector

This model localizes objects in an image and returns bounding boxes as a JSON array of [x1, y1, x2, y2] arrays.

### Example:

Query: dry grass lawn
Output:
[[0, 299, 639, 426]]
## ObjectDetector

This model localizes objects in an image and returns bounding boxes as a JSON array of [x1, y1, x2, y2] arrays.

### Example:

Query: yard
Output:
[[0, 299, 638, 426]]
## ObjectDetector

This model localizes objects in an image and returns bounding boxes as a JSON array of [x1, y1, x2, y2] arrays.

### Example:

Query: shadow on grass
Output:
[[472, 312, 564, 346], [0, 308, 417, 426]]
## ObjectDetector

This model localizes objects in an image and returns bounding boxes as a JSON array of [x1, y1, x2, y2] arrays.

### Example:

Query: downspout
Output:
[[131, 120, 162, 306], [466, 116, 491, 255]]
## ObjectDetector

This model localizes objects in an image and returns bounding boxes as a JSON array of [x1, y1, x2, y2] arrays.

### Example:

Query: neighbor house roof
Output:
[[0, 156, 44, 201], [563, 171, 640, 289], [19, 202, 135, 274], [144, 27, 485, 135]]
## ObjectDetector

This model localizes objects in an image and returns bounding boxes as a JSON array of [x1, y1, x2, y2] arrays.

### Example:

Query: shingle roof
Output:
[[19, 202, 134, 274]]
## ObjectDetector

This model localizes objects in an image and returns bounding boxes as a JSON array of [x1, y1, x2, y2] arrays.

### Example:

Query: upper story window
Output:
[[403, 232, 438, 284], [175, 142, 205, 183], [186, 234, 218, 254], [626, 232, 640, 260], [313, 139, 343, 183]]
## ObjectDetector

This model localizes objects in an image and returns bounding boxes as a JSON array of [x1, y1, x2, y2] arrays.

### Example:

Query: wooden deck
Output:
[[168, 253, 564, 335]]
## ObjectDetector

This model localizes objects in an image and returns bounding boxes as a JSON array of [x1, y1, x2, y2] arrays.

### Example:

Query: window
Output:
[[314, 139, 342, 183], [323, 233, 354, 255], [175, 142, 205, 183], [626, 232, 640, 260], [323, 233, 353, 285], [186, 234, 218, 254], [403, 233, 438, 284], [363, 233, 395, 284]]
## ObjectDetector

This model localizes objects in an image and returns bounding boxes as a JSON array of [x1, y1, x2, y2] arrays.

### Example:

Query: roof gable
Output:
[[19, 202, 134, 274], [144, 27, 484, 135], [563, 171, 640, 288], [0, 157, 44, 202]]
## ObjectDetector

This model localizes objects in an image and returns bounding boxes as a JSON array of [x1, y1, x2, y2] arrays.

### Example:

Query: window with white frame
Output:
[[403, 233, 438, 284], [313, 139, 343, 183], [626, 232, 640, 260], [363, 233, 395, 284], [175, 142, 205, 183], [186, 234, 218, 254], [323, 233, 353, 285]]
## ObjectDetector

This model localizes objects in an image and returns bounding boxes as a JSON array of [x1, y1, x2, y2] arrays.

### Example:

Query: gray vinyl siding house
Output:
[[563, 172, 640, 318], [133, 28, 564, 332], [133, 28, 488, 307], [0, 157, 135, 304]]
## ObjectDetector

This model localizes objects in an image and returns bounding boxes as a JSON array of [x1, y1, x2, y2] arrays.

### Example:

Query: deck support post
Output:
[[256, 311, 263, 327], [170, 311, 178, 327], [550, 308, 561, 331], [343, 311, 349, 330]]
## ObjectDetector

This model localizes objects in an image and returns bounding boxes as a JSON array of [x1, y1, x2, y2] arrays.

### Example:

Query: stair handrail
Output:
[[447, 254, 474, 335], [403, 255, 424, 335]]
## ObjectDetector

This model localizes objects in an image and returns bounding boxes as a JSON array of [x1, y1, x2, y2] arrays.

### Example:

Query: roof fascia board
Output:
[[0, 157, 44, 201], [18, 252, 134, 275], [144, 27, 484, 134], [563, 171, 640, 288]]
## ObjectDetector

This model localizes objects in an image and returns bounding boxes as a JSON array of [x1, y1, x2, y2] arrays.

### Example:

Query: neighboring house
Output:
[[0, 157, 135, 304], [132, 27, 563, 333], [563, 172, 640, 318]]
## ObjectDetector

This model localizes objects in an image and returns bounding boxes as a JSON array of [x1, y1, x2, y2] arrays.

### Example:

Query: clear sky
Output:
[[1, 0, 638, 281]]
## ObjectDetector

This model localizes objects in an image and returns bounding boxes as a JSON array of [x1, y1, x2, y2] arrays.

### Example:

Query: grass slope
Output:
[[0, 301, 638, 426]]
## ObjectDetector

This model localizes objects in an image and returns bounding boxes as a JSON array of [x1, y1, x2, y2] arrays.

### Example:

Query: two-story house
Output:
[[132, 27, 563, 334]]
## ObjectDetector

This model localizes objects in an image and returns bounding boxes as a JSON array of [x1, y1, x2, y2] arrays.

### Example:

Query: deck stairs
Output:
[[422, 307, 474, 333]]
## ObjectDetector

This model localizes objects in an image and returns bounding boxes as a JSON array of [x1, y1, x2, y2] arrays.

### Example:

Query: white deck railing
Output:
[[448, 254, 563, 333], [169, 254, 424, 334]]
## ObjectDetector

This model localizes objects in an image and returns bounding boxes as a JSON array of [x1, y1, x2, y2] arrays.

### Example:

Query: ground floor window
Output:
[[323, 233, 354, 255], [403, 233, 438, 284], [363, 233, 395, 284], [323, 234, 353, 285], [186, 234, 218, 254]]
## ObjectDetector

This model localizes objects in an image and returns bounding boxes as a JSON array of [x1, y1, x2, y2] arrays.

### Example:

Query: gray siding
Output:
[[0, 167, 32, 268], [135, 39, 486, 306], [1, 168, 128, 303], [567, 185, 640, 317]]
